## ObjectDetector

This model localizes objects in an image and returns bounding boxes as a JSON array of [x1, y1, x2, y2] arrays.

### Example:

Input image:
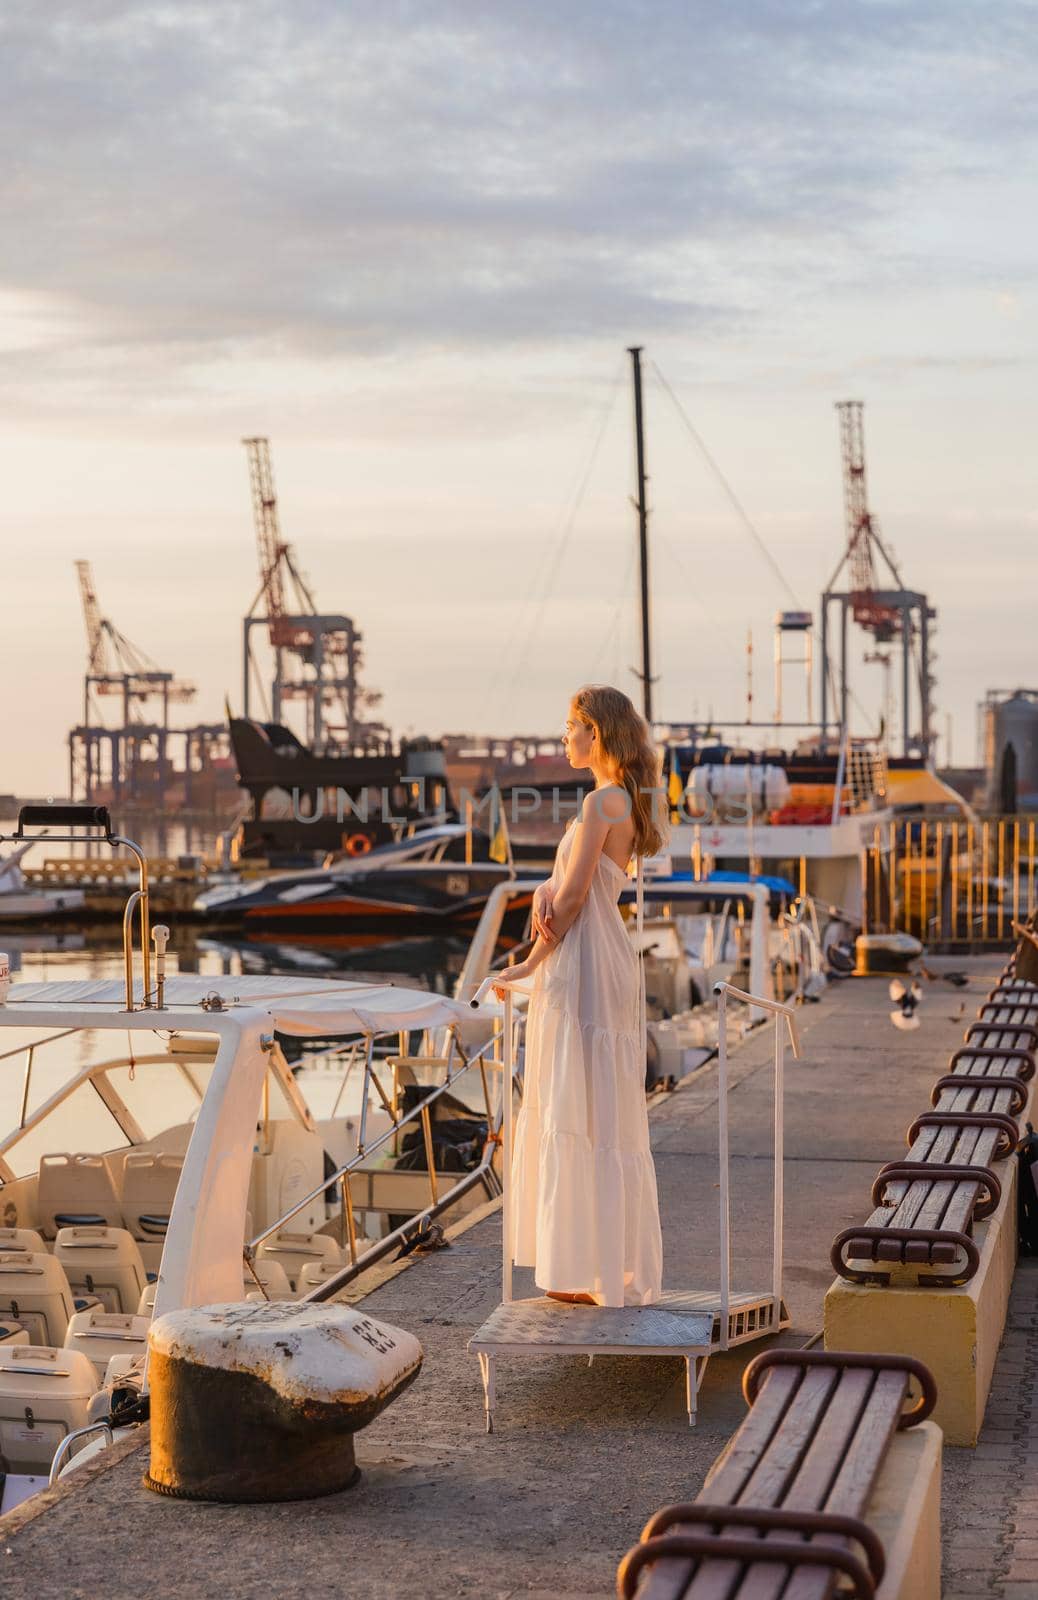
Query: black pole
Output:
[[628, 346, 653, 722]]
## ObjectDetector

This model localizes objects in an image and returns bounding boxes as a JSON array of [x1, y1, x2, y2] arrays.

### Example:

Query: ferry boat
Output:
[[661, 725, 896, 923]]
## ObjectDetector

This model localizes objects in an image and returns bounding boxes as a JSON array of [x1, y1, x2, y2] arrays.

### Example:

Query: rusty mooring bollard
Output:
[[144, 1300, 422, 1501]]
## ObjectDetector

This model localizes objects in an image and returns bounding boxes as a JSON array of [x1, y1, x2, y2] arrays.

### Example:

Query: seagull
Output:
[[919, 961, 970, 988], [889, 976, 923, 1031]]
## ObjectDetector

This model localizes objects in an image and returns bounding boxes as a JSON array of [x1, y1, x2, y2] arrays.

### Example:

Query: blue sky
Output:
[[2, 1, 1036, 789]]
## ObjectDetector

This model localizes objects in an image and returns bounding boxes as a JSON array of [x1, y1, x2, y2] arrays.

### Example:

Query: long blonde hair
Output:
[[571, 684, 668, 858]]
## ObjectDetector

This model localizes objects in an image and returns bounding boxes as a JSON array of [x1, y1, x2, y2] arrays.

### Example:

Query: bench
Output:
[[618, 1347, 940, 1600], [825, 961, 1037, 1443], [830, 1038, 1032, 1288]]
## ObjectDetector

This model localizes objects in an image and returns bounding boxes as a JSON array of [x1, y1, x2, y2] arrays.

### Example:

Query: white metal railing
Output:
[[257, 1027, 507, 1297], [477, 975, 800, 1330], [714, 981, 800, 1344], [48, 1420, 113, 1485], [463, 876, 774, 1017]]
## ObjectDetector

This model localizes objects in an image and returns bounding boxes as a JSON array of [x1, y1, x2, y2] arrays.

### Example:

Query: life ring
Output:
[[345, 832, 373, 857]]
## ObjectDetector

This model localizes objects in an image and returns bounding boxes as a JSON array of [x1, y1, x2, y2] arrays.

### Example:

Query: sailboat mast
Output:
[[628, 345, 654, 722]]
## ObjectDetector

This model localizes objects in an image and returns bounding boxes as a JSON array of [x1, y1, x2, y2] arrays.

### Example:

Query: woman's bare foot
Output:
[[546, 1290, 597, 1305]]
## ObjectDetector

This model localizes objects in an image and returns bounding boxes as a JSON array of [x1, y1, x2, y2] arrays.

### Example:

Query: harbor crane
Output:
[[70, 563, 226, 807], [834, 401, 903, 642], [75, 559, 195, 725], [820, 402, 937, 761], [240, 438, 384, 751]]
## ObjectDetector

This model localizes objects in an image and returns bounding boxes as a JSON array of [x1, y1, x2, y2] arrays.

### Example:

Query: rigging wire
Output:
[[652, 360, 879, 737], [652, 361, 804, 610], [484, 364, 626, 720]]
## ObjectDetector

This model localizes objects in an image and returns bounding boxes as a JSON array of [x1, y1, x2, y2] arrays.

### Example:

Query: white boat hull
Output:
[[0, 890, 86, 920]]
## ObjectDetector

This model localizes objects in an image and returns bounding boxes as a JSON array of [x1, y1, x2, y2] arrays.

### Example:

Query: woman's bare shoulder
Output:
[[581, 784, 630, 824]]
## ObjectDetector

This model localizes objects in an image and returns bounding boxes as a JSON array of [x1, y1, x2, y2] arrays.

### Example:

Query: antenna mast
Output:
[[628, 346, 654, 723]]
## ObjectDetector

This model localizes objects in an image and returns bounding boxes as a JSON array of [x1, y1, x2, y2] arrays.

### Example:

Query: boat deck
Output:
[[0, 958, 1024, 1599]]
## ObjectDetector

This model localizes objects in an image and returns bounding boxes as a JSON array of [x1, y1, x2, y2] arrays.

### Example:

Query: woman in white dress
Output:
[[493, 684, 667, 1307]]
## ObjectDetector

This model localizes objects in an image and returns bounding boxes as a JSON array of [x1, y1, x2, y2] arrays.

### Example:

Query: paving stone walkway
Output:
[[944, 1257, 1038, 1598]]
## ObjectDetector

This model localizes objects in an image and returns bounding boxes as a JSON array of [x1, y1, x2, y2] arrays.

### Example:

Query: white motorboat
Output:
[[0, 806, 502, 1511], [0, 839, 86, 922]]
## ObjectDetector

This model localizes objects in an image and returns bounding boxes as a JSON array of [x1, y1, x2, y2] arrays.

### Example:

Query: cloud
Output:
[[2, 0, 1036, 411]]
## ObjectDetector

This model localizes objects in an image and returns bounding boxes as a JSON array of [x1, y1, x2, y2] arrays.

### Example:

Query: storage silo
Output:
[[985, 690, 1038, 809]]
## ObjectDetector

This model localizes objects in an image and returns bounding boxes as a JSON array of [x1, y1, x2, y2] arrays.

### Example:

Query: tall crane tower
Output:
[[836, 402, 902, 641], [820, 403, 937, 760], [240, 438, 384, 751]]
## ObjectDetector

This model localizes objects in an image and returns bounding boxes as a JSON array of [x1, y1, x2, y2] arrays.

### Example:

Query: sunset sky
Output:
[[3, 1, 1036, 793]]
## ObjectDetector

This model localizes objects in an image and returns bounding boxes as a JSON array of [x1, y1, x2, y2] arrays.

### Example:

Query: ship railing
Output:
[[49, 1421, 114, 1486], [246, 1022, 512, 1299], [831, 731, 888, 823]]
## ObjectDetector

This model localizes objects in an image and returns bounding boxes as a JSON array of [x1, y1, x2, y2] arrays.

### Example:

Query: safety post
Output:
[[502, 986, 513, 1304]]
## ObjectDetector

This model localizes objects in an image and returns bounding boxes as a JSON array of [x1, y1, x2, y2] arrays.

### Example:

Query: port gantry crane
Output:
[[240, 437, 384, 752], [75, 559, 196, 727], [820, 401, 936, 761], [70, 563, 225, 807]]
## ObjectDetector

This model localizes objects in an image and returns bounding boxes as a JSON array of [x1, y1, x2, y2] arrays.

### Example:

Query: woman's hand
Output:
[[532, 882, 557, 945], [493, 961, 530, 1001]]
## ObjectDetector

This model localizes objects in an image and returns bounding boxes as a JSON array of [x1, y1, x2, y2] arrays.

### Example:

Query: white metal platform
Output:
[[467, 955, 801, 1432], [469, 1288, 789, 1429]]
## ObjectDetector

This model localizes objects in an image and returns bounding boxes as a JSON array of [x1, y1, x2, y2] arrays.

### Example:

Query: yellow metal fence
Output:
[[862, 814, 1038, 947]]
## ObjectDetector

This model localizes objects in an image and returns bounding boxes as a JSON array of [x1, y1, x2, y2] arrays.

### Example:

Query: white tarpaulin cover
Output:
[[1, 974, 476, 1037]]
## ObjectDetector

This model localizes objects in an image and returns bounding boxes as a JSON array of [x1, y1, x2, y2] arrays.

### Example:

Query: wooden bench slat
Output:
[[635, 1368, 912, 1600], [635, 1368, 804, 1600], [663, 1370, 842, 1600], [733, 1368, 876, 1600], [840, 1081, 1019, 1278], [868, 1113, 996, 1238], [782, 1371, 908, 1600]]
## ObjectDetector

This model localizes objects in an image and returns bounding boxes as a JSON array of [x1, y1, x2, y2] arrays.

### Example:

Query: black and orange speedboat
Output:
[[195, 822, 535, 934]]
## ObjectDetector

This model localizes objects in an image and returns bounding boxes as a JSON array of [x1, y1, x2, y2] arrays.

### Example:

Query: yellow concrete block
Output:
[[873, 1420, 942, 1600], [825, 1157, 1018, 1446]]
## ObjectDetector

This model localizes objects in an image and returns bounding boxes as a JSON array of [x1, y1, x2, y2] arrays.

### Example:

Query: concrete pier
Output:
[[0, 961, 1028, 1598]]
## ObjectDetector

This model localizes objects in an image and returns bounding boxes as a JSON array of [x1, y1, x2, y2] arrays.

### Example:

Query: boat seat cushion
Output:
[[256, 1230, 343, 1293], [54, 1226, 147, 1315], [0, 1227, 47, 1255], [64, 1308, 150, 1379], [37, 1152, 123, 1238], [0, 1249, 76, 1346], [120, 1151, 183, 1241]]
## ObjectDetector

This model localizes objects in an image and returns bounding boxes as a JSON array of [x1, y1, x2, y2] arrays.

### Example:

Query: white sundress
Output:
[[510, 815, 664, 1307]]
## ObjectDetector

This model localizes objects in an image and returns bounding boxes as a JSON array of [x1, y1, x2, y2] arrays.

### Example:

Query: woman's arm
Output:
[[492, 792, 628, 995]]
